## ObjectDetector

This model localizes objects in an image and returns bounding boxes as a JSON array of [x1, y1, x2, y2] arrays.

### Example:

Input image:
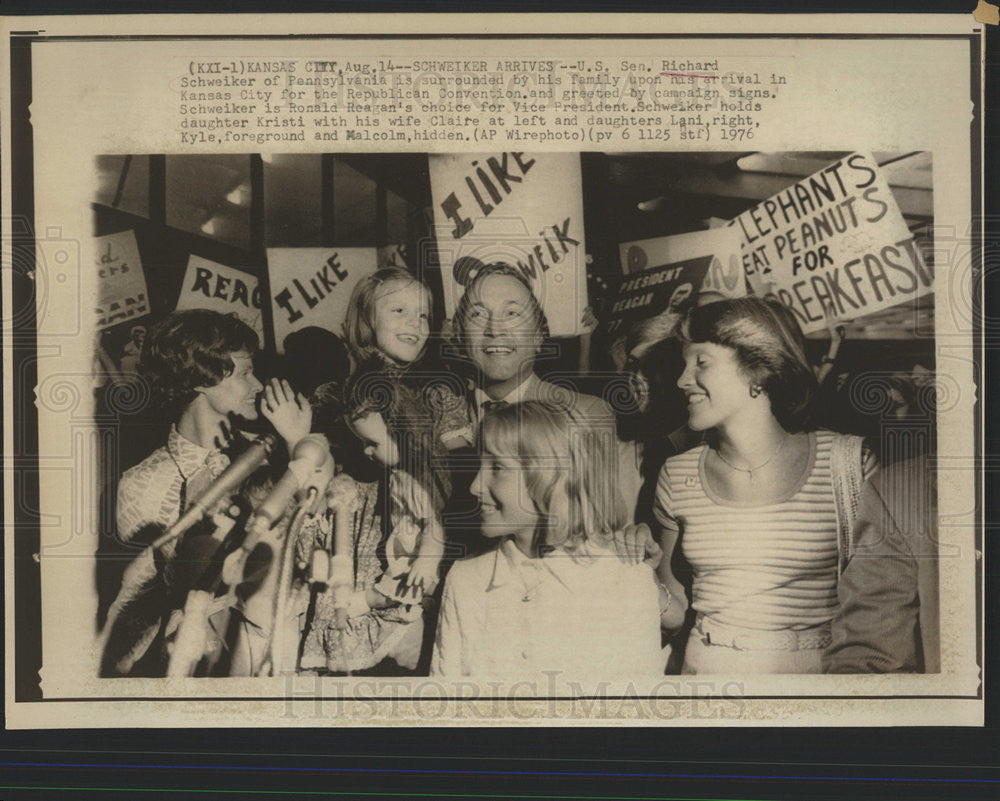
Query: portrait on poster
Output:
[[1, 13, 984, 727]]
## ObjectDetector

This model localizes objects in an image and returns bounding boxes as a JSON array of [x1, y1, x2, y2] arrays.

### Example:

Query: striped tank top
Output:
[[654, 430, 875, 631]]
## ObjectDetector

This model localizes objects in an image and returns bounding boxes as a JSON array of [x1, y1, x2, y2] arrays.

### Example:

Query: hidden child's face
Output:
[[350, 410, 400, 468]]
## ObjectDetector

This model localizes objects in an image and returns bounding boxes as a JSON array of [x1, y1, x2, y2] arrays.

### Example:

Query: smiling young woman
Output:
[[654, 297, 878, 674]]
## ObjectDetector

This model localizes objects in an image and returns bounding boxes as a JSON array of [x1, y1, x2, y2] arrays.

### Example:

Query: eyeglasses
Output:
[[464, 305, 534, 328]]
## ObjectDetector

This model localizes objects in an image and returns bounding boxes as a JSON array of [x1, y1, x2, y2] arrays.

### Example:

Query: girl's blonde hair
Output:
[[343, 266, 432, 366], [480, 401, 625, 556]]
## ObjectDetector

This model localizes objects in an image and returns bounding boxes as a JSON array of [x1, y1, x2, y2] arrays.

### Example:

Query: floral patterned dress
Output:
[[298, 477, 428, 673]]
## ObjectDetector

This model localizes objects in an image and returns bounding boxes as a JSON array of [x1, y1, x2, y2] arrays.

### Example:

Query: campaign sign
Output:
[[619, 226, 746, 299], [175, 255, 265, 343], [267, 248, 377, 352], [95, 230, 150, 329], [729, 152, 931, 334], [429, 152, 587, 336], [604, 254, 713, 339]]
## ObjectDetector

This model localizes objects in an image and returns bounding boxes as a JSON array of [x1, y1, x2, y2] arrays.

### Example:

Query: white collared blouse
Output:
[[432, 538, 664, 678]]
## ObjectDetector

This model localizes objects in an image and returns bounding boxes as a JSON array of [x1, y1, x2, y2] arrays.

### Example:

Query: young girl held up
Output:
[[343, 265, 468, 455], [340, 264, 455, 542], [344, 266, 434, 373], [432, 401, 665, 678], [297, 267, 453, 673]]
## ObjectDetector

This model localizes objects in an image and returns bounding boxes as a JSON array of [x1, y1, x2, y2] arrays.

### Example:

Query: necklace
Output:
[[505, 542, 545, 602], [519, 566, 543, 603], [165, 435, 192, 512], [714, 447, 775, 481]]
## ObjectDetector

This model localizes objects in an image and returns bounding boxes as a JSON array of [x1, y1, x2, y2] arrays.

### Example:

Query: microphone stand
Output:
[[99, 437, 270, 677], [165, 508, 240, 678], [261, 492, 316, 677], [330, 501, 355, 631], [230, 434, 333, 677], [325, 475, 362, 631]]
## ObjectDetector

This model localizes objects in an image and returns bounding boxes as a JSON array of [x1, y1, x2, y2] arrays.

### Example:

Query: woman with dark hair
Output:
[[103, 309, 312, 676], [653, 297, 878, 674]]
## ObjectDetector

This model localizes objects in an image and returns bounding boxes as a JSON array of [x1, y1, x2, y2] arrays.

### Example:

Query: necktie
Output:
[[482, 400, 509, 415]]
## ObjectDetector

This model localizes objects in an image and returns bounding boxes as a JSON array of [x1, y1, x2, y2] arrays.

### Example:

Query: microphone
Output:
[[221, 434, 332, 588], [254, 433, 332, 527], [151, 432, 278, 551], [326, 475, 361, 629]]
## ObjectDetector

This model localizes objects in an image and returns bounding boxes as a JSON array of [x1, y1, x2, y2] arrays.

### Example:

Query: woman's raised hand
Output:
[[261, 378, 313, 450]]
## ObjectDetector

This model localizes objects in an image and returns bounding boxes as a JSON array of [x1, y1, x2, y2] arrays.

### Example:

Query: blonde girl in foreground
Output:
[[432, 401, 664, 678]]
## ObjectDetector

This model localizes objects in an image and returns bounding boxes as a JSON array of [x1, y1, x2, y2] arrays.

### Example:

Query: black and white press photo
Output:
[[4, 16, 983, 727], [87, 149, 941, 681]]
